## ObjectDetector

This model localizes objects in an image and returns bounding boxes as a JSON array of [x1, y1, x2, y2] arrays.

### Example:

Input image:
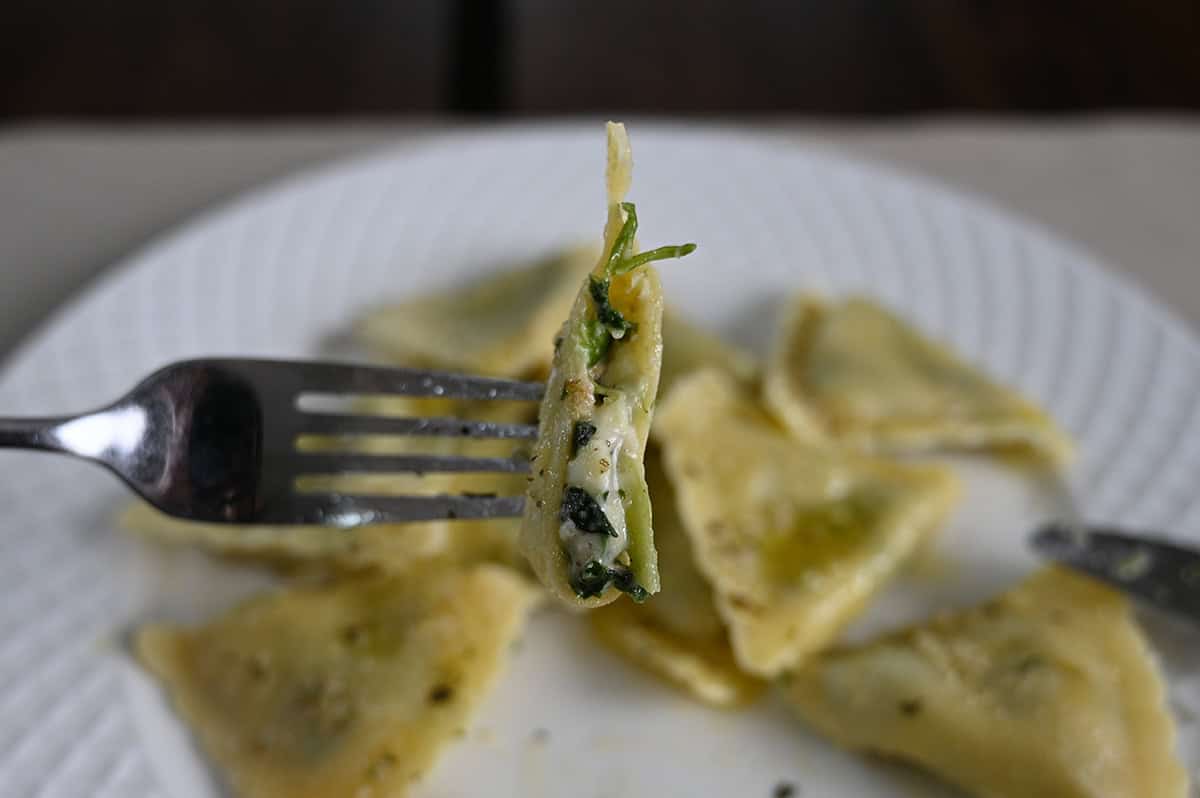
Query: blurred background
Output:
[[1, 1, 1199, 360], [5, 0, 1200, 117]]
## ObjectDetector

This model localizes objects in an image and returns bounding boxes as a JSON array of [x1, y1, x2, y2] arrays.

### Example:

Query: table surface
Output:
[[0, 117, 1197, 365]]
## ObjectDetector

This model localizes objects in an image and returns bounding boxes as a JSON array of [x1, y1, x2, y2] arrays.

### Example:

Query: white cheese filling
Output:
[[558, 395, 636, 572]]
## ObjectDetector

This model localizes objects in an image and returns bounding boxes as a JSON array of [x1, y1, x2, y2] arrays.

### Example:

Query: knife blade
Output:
[[1030, 522, 1200, 627]]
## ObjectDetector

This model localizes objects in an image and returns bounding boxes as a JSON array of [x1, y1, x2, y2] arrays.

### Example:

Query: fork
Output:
[[0, 358, 544, 526]]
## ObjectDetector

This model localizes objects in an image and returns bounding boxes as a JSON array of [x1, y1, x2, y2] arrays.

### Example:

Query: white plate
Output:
[[0, 126, 1197, 797]]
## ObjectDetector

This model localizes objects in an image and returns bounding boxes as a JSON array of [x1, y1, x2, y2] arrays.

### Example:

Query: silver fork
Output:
[[0, 358, 544, 525]]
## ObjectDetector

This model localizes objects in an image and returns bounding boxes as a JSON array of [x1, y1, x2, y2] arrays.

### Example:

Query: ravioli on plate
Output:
[[123, 500, 521, 576], [764, 295, 1073, 464], [138, 564, 539, 798], [655, 369, 959, 677], [357, 245, 596, 378], [784, 567, 1189, 798], [521, 122, 695, 607], [657, 310, 758, 401], [589, 449, 764, 708]]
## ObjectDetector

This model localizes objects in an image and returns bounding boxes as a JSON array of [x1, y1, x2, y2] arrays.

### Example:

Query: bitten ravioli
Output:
[[655, 369, 959, 677], [357, 245, 596, 378], [764, 296, 1073, 464], [137, 565, 540, 798], [784, 568, 1189, 798], [521, 122, 695, 606]]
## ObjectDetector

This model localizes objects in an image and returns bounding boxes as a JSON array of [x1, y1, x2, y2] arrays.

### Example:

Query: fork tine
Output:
[[294, 452, 531, 474], [298, 412, 539, 439], [285, 494, 525, 524], [284, 360, 546, 401]]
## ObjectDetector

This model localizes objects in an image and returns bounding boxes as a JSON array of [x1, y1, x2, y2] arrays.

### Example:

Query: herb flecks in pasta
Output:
[[783, 568, 1189, 798], [654, 369, 959, 677], [764, 295, 1074, 464], [136, 566, 539, 798], [520, 122, 693, 607]]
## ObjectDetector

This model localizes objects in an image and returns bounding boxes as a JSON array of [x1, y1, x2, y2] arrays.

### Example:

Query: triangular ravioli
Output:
[[357, 244, 596, 378], [137, 564, 540, 798], [654, 369, 959, 677], [784, 567, 1189, 798], [589, 449, 763, 707], [658, 310, 758, 401], [122, 500, 451, 573], [590, 320, 760, 707], [521, 122, 695, 606], [764, 296, 1073, 465]]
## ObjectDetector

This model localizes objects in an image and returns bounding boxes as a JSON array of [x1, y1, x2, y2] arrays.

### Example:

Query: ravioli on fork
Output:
[[521, 122, 696, 607]]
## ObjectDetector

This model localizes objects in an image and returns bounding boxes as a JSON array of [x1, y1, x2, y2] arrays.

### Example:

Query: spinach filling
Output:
[[559, 202, 696, 601], [581, 319, 612, 368], [561, 486, 648, 602], [560, 486, 617, 538], [579, 202, 695, 369], [573, 560, 649, 603], [589, 276, 634, 336], [571, 420, 597, 455]]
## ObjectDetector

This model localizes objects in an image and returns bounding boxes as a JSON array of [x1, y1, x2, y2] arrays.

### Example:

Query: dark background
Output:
[[5, 0, 1200, 118]]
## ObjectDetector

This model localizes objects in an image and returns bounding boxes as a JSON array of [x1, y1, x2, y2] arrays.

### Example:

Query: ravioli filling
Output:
[[554, 202, 694, 600], [560, 395, 643, 599]]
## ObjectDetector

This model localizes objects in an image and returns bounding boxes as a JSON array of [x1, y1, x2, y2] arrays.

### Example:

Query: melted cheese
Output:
[[560, 396, 636, 573], [784, 568, 1190, 798]]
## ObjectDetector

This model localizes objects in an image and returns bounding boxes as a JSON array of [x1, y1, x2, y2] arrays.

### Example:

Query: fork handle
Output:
[[0, 417, 71, 451]]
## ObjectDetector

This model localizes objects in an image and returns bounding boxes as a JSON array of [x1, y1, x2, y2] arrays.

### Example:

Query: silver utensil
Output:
[[0, 358, 543, 525], [1031, 522, 1200, 627]]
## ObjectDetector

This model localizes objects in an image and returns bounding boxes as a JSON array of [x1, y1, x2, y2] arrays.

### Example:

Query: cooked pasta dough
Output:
[[765, 295, 1073, 464], [655, 369, 959, 677], [357, 245, 596, 378], [137, 564, 540, 798], [589, 449, 763, 707], [521, 122, 694, 606], [784, 568, 1189, 798]]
